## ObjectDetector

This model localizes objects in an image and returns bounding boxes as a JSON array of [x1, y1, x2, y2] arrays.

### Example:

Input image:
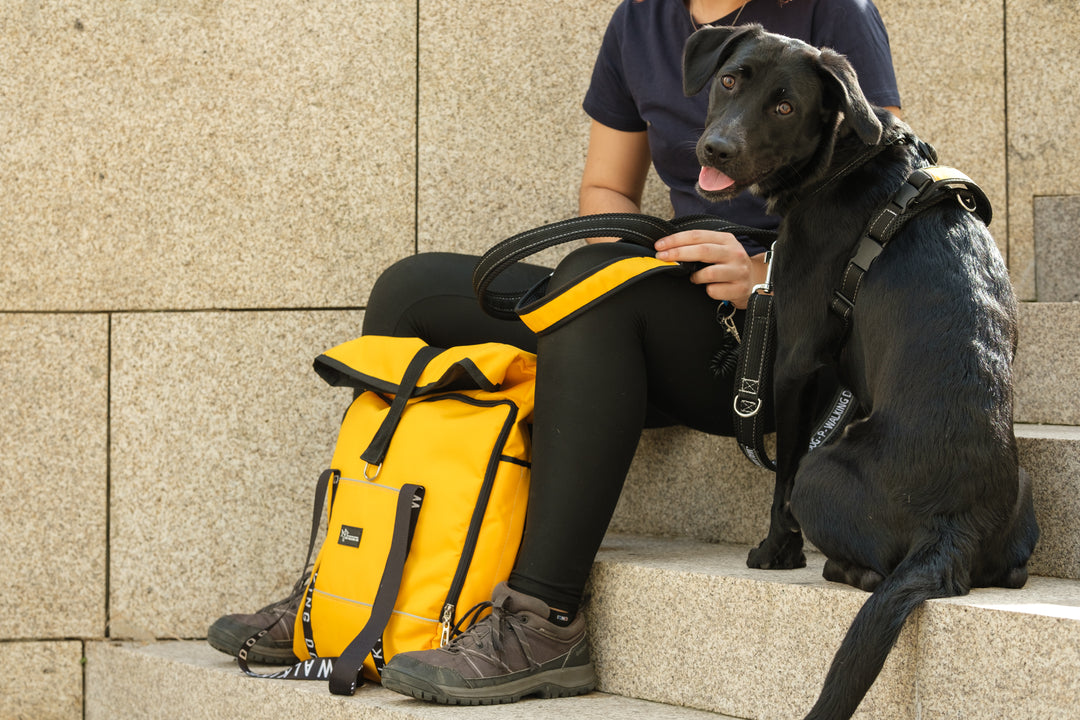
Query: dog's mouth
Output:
[[696, 165, 750, 202]]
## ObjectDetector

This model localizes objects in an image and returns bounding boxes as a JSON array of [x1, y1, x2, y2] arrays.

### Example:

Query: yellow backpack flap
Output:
[[240, 336, 535, 696]]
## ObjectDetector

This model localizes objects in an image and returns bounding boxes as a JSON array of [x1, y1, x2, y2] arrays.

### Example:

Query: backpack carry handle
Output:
[[359, 345, 442, 467]]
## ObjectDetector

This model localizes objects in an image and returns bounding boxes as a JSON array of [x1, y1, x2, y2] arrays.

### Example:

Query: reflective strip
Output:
[[518, 256, 679, 334], [312, 588, 438, 624]]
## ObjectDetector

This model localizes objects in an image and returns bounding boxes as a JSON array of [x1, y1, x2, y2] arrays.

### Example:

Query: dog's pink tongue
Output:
[[698, 166, 735, 192]]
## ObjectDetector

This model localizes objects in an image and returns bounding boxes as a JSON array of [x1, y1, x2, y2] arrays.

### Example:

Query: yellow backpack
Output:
[[240, 336, 534, 695]]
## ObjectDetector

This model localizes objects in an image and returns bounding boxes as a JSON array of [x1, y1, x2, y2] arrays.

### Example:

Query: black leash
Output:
[[472, 213, 776, 321]]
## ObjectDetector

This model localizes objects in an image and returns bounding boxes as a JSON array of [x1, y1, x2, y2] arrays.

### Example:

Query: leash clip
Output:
[[750, 242, 777, 296]]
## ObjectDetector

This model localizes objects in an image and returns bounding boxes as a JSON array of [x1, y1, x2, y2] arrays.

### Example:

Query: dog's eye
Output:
[[776, 100, 794, 116], [720, 74, 736, 90]]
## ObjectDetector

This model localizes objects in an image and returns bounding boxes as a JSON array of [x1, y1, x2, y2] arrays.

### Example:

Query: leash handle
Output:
[[472, 213, 777, 321]]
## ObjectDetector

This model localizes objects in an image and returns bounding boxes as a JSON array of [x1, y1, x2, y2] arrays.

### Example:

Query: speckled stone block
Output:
[[876, 0, 1007, 255], [0, 2, 415, 312], [589, 537, 917, 720], [1014, 302, 1080, 426], [916, 579, 1080, 719], [108, 310, 364, 639], [84, 641, 730, 720], [1017, 424, 1080, 582], [417, 0, 671, 267], [589, 535, 1080, 720], [1005, 1, 1080, 299], [0, 641, 84, 720], [611, 428, 774, 547], [0, 314, 107, 639], [1034, 195, 1080, 301]]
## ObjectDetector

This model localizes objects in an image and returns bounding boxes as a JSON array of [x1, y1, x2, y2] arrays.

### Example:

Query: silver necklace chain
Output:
[[689, 0, 751, 31]]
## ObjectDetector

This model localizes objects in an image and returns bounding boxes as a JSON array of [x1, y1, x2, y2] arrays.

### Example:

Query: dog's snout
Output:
[[701, 135, 738, 164]]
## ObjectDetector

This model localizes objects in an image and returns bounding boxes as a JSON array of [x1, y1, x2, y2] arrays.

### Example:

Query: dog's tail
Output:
[[803, 528, 971, 720]]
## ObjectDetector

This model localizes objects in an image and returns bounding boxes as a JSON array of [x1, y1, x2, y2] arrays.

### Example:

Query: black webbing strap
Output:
[[732, 253, 861, 471], [359, 345, 442, 468], [472, 213, 777, 321], [831, 166, 992, 333], [328, 483, 425, 695], [237, 481, 424, 689], [732, 289, 777, 470], [238, 468, 339, 679]]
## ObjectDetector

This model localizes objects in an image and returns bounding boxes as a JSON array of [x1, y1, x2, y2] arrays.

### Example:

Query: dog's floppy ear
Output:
[[816, 48, 883, 145], [683, 24, 763, 97]]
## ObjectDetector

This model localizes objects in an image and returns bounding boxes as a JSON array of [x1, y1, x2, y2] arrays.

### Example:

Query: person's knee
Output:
[[549, 242, 652, 292], [364, 253, 471, 336]]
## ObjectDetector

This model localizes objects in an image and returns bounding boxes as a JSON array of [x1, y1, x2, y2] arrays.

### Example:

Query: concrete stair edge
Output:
[[585, 534, 1080, 720]]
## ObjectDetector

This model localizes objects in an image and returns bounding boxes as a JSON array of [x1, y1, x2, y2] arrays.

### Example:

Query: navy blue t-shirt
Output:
[[583, 0, 901, 250]]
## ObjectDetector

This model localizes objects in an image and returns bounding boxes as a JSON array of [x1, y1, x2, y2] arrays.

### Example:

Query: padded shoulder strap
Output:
[[328, 483, 425, 695]]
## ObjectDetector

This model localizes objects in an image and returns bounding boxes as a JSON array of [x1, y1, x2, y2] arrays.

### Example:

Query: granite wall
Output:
[[2, 1, 1076, 716]]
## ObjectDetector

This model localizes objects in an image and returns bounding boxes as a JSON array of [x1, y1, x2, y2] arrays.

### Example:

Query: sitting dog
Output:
[[683, 25, 1039, 720]]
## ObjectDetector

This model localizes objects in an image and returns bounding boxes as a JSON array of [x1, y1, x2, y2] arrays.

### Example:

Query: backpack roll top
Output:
[[294, 336, 536, 689]]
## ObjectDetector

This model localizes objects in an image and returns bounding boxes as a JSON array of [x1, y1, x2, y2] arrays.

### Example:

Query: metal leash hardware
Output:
[[716, 301, 741, 343]]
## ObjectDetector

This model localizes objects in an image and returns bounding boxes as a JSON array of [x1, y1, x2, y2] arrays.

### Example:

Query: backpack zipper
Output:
[[421, 393, 520, 646]]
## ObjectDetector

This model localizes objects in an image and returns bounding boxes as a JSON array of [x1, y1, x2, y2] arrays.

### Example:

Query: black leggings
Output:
[[363, 245, 745, 614]]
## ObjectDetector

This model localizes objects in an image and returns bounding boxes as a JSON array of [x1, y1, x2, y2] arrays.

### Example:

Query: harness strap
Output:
[[831, 166, 992, 331]]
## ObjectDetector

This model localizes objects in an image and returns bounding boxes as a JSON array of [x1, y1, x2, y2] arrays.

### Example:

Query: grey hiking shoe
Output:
[[206, 571, 309, 664], [379, 582, 596, 705]]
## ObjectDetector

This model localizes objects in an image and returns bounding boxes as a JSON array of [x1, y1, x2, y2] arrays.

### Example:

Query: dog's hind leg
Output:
[[822, 558, 884, 592]]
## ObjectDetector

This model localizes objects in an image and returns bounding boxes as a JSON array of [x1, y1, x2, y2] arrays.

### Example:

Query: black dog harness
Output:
[[733, 164, 994, 471], [830, 165, 993, 335]]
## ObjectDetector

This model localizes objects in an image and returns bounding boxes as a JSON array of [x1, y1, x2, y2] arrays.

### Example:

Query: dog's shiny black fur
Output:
[[684, 25, 1039, 720]]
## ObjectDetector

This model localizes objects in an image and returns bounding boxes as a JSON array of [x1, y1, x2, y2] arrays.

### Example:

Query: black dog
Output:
[[683, 25, 1039, 720]]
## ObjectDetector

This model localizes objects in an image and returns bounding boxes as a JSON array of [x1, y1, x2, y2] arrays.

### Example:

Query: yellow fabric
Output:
[[294, 337, 534, 681], [518, 255, 679, 334]]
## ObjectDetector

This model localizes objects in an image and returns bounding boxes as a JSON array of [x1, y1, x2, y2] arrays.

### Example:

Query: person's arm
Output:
[[578, 120, 652, 239]]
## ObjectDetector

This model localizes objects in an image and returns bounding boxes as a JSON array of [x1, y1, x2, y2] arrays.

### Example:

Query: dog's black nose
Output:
[[701, 136, 738, 163]]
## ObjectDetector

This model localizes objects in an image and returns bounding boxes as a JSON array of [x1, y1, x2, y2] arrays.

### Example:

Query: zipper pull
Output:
[[439, 603, 455, 647]]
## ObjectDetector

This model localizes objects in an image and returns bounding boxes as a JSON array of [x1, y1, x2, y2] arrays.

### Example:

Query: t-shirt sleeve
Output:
[[813, 0, 902, 109], [582, 4, 649, 132]]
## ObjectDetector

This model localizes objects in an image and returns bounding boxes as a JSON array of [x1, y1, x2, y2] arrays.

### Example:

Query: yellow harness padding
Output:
[[294, 336, 535, 683], [517, 255, 681, 335]]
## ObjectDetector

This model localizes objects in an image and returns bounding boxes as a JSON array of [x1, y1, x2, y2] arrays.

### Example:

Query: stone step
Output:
[[1015, 302, 1080, 426], [83, 640, 733, 720], [586, 535, 1080, 720], [83, 534, 1080, 720], [613, 423, 1080, 583]]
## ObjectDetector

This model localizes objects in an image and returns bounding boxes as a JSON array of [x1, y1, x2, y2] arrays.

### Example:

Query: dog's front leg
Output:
[[746, 372, 818, 569], [747, 471, 805, 569], [746, 367, 829, 570]]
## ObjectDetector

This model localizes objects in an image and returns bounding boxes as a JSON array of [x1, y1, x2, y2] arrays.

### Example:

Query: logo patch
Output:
[[338, 525, 362, 548]]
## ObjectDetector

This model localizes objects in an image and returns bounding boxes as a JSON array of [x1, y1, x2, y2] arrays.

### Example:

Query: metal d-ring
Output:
[[734, 397, 762, 418], [957, 193, 978, 213]]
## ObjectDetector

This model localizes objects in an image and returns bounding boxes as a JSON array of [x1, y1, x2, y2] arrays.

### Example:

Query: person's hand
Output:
[[654, 230, 765, 308]]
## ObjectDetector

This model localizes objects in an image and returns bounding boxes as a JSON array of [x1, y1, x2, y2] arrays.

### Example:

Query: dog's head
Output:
[[683, 25, 883, 205]]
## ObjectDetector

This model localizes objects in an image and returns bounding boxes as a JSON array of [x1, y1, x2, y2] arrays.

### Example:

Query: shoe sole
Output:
[[380, 664, 597, 706], [206, 619, 299, 665]]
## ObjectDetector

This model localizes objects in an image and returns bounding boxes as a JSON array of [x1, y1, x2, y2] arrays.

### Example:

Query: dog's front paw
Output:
[[747, 532, 806, 569]]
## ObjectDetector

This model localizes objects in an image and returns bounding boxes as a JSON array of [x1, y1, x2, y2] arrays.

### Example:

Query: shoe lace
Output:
[[444, 596, 540, 673], [256, 568, 312, 615]]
